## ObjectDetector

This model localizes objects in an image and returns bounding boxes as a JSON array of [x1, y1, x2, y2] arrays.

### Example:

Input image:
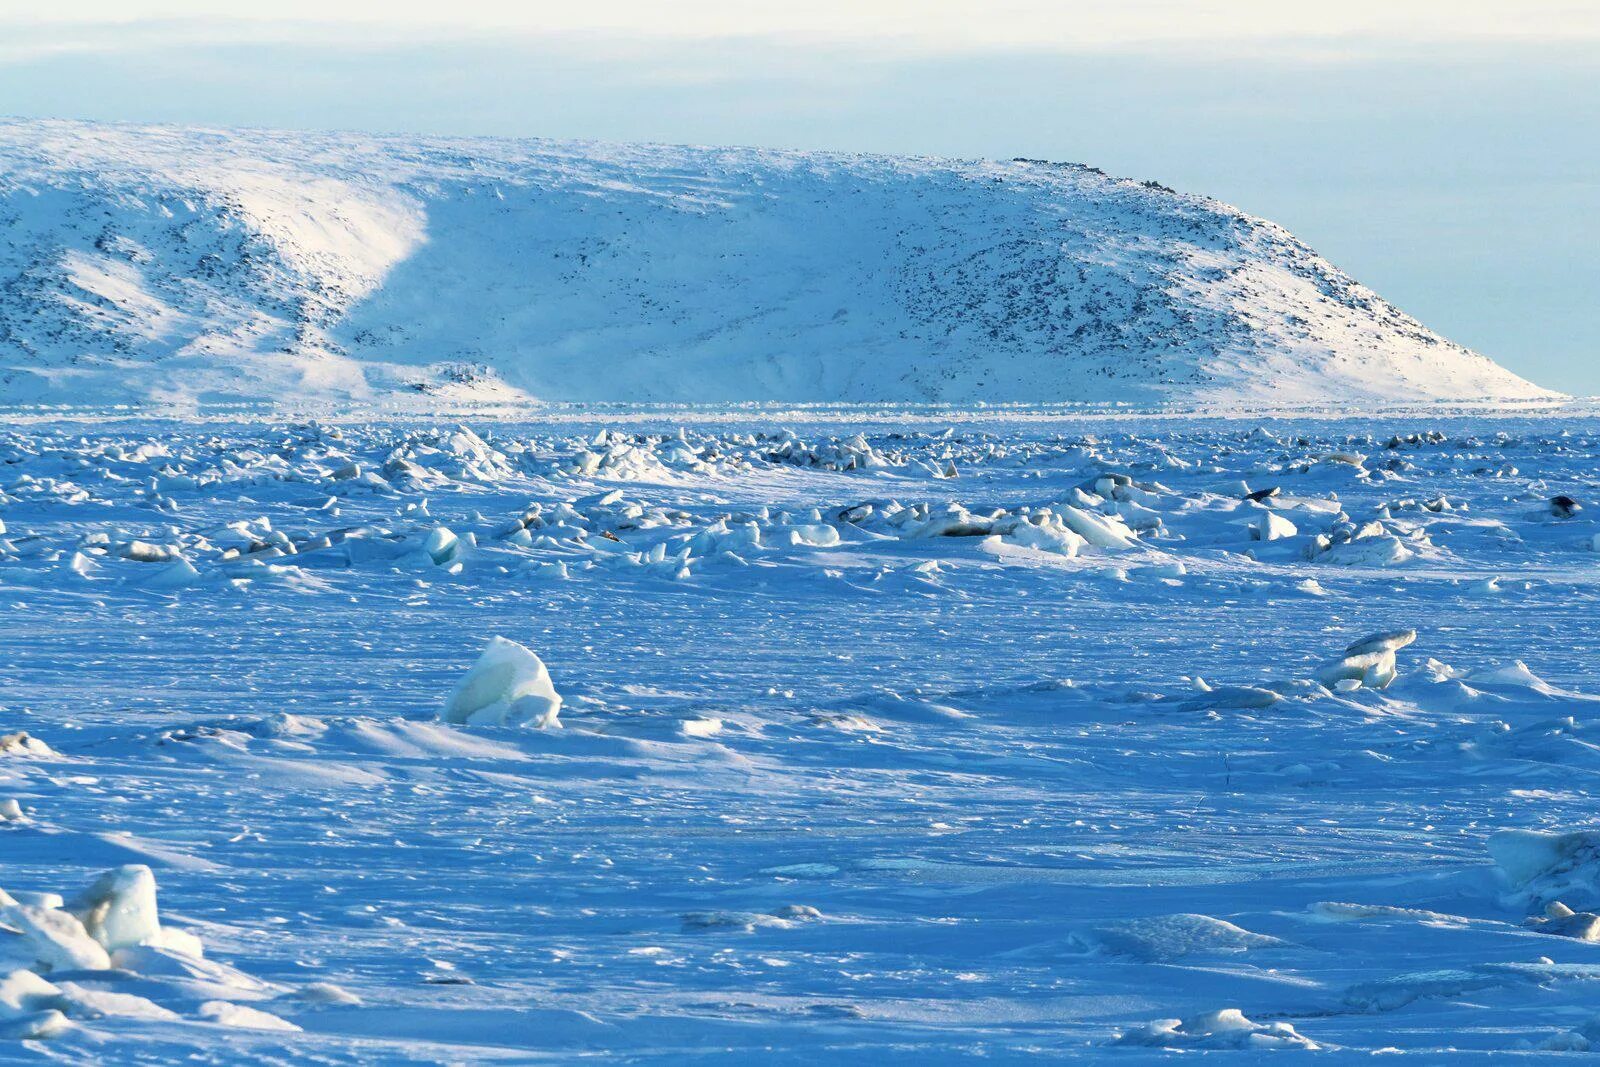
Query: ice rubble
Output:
[[0, 423, 926, 588], [834, 496, 1139, 556], [0, 864, 296, 1040], [1116, 1008, 1320, 1050], [441, 636, 563, 728], [6, 419, 1564, 599], [7, 419, 1579, 603]]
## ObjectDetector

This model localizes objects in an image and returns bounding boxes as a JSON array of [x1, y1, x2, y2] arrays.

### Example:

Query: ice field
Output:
[[5, 407, 1600, 1061]]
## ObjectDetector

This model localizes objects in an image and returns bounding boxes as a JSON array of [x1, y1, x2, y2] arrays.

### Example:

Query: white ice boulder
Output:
[[1054, 504, 1137, 549], [785, 524, 840, 548], [420, 527, 461, 566], [997, 513, 1087, 557], [137, 557, 201, 590], [1251, 511, 1298, 542], [1316, 629, 1415, 690], [70, 865, 161, 953], [692, 519, 760, 555], [441, 636, 563, 729]]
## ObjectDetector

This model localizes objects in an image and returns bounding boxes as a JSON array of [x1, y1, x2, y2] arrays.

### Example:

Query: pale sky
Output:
[[10, 1, 1600, 47], [2, 1, 1597, 392]]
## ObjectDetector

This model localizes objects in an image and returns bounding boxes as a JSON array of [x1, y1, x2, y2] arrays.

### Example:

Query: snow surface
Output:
[[0, 119, 1558, 412], [4, 409, 1600, 1060]]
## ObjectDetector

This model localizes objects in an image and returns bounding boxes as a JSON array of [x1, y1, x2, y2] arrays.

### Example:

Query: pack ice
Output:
[[2, 409, 1600, 1060]]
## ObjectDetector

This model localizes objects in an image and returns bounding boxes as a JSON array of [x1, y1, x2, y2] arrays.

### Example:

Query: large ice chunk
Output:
[[70, 865, 161, 953], [420, 527, 461, 566], [1054, 504, 1138, 549], [441, 636, 563, 729], [1489, 828, 1600, 910], [0, 904, 111, 971], [1316, 629, 1416, 690], [136, 557, 201, 591], [1251, 511, 1298, 542]]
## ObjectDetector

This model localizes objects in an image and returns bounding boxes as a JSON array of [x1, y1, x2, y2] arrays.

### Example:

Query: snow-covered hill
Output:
[[0, 119, 1555, 409]]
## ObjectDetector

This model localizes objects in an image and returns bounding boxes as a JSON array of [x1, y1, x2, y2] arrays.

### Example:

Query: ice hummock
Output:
[[0, 863, 299, 1041], [1316, 629, 1416, 690], [441, 636, 563, 729], [2, 864, 199, 974], [1489, 829, 1600, 912], [70, 864, 161, 952]]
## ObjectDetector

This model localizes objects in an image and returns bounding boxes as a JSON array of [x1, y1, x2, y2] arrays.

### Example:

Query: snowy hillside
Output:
[[0, 119, 1555, 409]]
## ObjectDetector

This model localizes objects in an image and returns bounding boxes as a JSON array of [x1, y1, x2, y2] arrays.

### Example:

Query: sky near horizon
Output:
[[2, 1, 1596, 393]]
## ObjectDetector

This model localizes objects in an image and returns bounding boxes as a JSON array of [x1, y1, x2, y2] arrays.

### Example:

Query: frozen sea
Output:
[[4, 406, 1600, 1061]]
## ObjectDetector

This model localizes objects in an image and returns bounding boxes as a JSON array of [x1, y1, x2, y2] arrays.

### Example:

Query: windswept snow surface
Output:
[[6, 409, 1600, 1061], [0, 119, 1557, 410]]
